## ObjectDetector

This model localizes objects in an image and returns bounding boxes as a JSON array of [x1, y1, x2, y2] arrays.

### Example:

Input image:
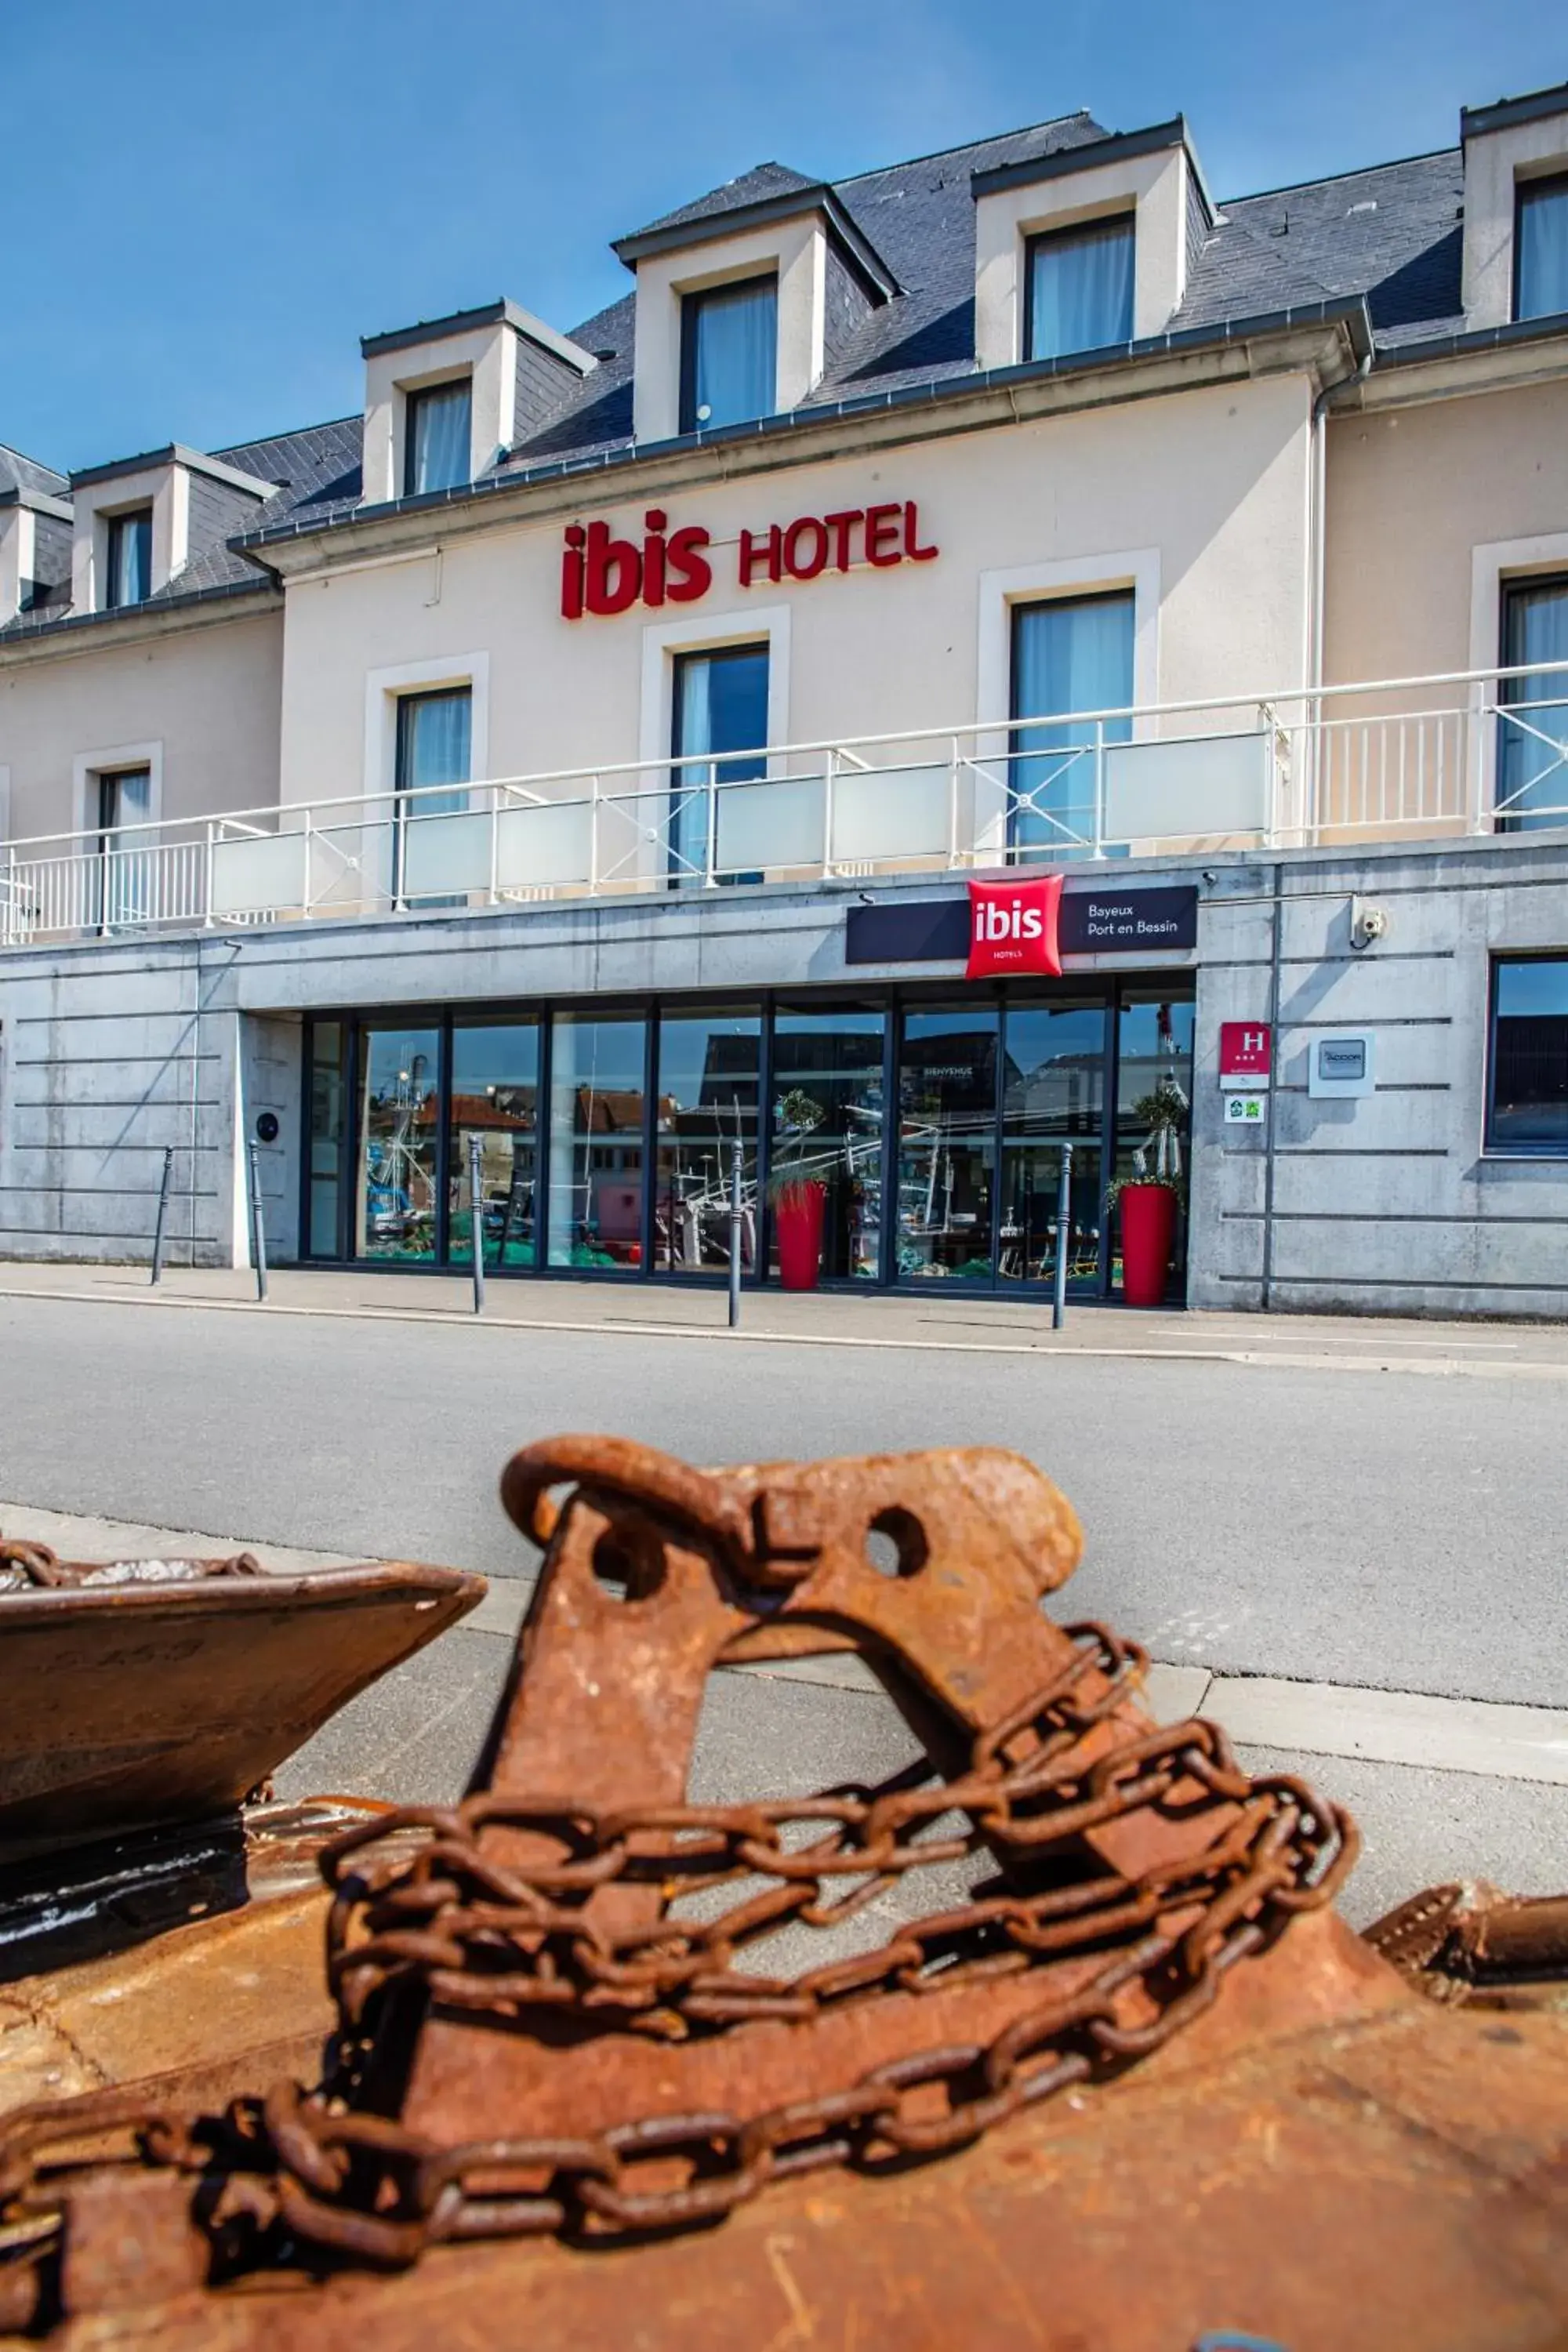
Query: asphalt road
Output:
[[1, 1292, 1563, 1706]]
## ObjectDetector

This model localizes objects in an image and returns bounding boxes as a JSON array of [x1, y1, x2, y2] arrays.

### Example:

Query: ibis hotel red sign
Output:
[[561, 501, 938, 619], [965, 875, 1065, 979]]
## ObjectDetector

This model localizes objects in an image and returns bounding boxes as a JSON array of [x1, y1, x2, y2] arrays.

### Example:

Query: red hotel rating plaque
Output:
[[1219, 1021, 1272, 1088]]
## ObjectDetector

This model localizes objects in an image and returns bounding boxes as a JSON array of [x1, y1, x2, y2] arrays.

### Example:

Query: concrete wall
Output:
[[1323, 379, 1568, 685], [279, 373, 1313, 808], [0, 929, 299, 1271], [0, 606, 284, 844], [1189, 836, 1568, 1318], [0, 935, 238, 1267]]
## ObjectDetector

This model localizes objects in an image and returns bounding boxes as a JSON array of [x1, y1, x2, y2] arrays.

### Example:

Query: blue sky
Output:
[[3, 0, 1562, 472]]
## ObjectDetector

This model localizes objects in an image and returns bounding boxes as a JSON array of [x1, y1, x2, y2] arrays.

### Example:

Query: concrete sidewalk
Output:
[[2, 1257, 1566, 1375], [6, 1497, 1567, 1795]]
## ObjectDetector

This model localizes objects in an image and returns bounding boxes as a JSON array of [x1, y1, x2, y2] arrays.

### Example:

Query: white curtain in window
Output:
[[691, 280, 777, 429], [408, 384, 472, 495], [395, 688, 472, 901], [107, 512, 152, 607], [670, 648, 769, 881], [1029, 221, 1134, 361], [1517, 180, 1568, 322], [97, 768, 153, 927]]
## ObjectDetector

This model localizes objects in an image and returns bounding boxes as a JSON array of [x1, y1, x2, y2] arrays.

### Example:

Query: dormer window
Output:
[[1025, 216, 1134, 361], [679, 275, 779, 431], [404, 379, 473, 495], [105, 508, 152, 608], [1515, 172, 1568, 320]]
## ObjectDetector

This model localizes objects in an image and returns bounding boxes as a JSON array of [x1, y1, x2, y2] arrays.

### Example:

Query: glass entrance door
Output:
[[997, 1000, 1108, 1288], [895, 1007, 997, 1281], [356, 1024, 441, 1261], [769, 1004, 885, 1282], [546, 1014, 648, 1270], [655, 1007, 760, 1273], [448, 1019, 540, 1270]]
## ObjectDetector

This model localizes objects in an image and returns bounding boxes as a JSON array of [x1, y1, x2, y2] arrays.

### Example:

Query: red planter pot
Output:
[[1119, 1183, 1177, 1308], [775, 1181, 827, 1290]]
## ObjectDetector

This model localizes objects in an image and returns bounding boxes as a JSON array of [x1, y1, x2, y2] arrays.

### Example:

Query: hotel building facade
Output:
[[1, 82, 1566, 1315]]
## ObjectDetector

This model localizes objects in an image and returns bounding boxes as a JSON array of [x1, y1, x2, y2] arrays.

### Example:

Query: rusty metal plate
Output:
[[0, 1563, 485, 1864], [0, 1803, 408, 2118], [30, 1999, 1568, 2351]]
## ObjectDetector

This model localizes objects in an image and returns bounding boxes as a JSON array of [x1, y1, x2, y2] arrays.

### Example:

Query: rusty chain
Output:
[[0, 1619, 1356, 2305], [0, 1537, 263, 1590]]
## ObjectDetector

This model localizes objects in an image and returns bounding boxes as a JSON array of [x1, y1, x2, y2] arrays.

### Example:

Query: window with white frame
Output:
[[1515, 172, 1568, 321], [1025, 218, 1135, 361], [393, 685, 472, 903], [93, 766, 153, 928], [1497, 574, 1568, 829], [679, 277, 778, 431], [104, 509, 152, 609], [1009, 593, 1134, 855], [404, 380, 473, 496], [669, 643, 769, 884]]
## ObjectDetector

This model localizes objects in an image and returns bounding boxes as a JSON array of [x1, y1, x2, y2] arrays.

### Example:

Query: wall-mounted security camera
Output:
[[1350, 898, 1389, 952]]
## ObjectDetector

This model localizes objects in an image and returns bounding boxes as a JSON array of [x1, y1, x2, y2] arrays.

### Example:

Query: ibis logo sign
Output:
[[965, 876, 1065, 978]]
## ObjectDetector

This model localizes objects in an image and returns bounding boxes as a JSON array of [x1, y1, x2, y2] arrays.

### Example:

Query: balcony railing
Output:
[[2, 662, 1564, 949]]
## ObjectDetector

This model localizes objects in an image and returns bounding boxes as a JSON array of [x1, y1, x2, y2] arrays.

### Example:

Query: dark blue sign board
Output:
[[845, 885, 1198, 966]]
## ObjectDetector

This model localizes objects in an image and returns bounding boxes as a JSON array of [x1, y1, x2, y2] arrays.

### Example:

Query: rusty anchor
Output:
[[2, 1439, 1565, 2351]]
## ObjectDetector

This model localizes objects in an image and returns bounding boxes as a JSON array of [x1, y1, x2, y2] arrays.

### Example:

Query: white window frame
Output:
[[973, 551, 1158, 861], [1469, 532, 1568, 821], [634, 605, 790, 889], [398, 370, 477, 501], [638, 603, 790, 775], [71, 741, 165, 838], [631, 219, 825, 444], [361, 655, 488, 906], [363, 654, 490, 800]]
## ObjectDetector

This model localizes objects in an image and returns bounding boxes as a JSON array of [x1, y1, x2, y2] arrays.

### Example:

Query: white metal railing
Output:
[[2, 662, 1564, 949]]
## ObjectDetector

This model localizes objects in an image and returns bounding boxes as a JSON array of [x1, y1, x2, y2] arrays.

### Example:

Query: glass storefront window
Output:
[[356, 1025, 441, 1261], [1111, 991, 1195, 1290], [307, 1021, 348, 1259], [655, 1008, 760, 1274], [1488, 960, 1568, 1149], [448, 1020, 540, 1269], [769, 1004, 885, 1282], [896, 1007, 997, 1280], [998, 1000, 1107, 1287], [547, 1015, 648, 1270]]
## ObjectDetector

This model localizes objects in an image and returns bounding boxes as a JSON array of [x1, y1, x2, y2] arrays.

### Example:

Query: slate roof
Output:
[[3, 98, 1558, 634], [1176, 149, 1465, 348], [620, 162, 824, 245], [0, 416, 361, 640], [0, 444, 69, 503]]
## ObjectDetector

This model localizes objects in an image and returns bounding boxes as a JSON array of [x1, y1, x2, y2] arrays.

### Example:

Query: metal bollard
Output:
[[469, 1135, 486, 1316], [728, 1139, 743, 1330], [1052, 1140, 1073, 1332], [246, 1141, 269, 1303], [151, 1146, 174, 1287]]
